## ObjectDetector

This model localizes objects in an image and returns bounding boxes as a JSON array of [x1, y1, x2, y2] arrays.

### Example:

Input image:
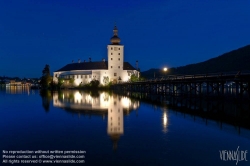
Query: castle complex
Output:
[[53, 25, 139, 86]]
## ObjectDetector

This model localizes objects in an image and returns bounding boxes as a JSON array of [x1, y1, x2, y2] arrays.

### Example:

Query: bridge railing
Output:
[[117, 71, 250, 84]]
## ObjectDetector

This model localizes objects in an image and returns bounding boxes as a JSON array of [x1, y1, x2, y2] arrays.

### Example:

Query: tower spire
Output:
[[110, 23, 120, 45]]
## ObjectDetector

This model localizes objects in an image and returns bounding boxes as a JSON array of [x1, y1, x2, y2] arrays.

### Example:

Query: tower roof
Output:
[[110, 25, 120, 45], [55, 62, 136, 72]]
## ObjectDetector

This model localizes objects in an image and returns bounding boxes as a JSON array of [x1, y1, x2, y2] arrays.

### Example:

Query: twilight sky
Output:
[[0, 0, 250, 78]]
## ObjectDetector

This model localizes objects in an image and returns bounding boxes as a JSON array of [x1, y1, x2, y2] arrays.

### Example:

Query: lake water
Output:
[[0, 87, 249, 166]]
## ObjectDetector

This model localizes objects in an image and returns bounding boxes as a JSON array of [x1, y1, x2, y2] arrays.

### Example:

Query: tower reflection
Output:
[[52, 90, 140, 150]]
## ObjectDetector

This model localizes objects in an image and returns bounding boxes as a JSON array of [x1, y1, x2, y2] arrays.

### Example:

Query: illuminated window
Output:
[[85, 75, 87, 78], [118, 53, 120, 55], [111, 47, 113, 50], [118, 58, 120, 61], [118, 48, 120, 50], [118, 66, 120, 68], [77, 75, 78, 78], [89, 75, 91, 78], [111, 58, 113, 60], [114, 73, 117, 76], [111, 53, 113, 55], [111, 66, 113, 68]]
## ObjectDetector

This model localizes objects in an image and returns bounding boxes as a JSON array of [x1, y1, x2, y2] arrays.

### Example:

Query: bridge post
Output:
[[194, 82, 197, 96], [240, 81, 243, 97], [235, 81, 239, 96], [221, 81, 225, 96], [206, 82, 209, 96], [248, 82, 250, 97], [198, 82, 201, 96]]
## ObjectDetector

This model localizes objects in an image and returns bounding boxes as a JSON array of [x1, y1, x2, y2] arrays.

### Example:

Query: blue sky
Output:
[[0, 0, 250, 78]]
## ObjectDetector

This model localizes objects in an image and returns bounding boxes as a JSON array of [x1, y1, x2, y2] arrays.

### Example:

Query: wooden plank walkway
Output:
[[112, 71, 250, 98]]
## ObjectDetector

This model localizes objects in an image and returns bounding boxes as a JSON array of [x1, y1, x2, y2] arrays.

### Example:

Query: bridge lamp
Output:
[[163, 67, 168, 77]]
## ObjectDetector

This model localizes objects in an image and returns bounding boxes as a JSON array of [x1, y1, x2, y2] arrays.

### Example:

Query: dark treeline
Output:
[[142, 44, 250, 78], [0, 76, 39, 83]]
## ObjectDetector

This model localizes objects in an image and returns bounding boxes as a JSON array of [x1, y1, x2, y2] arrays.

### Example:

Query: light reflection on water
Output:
[[162, 110, 168, 133], [50, 90, 250, 140], [52, 90, 157, 150], [5, 86, 31, 95], [1, 89, 250, 165]]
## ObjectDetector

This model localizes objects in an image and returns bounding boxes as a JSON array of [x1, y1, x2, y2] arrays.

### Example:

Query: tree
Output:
[[90, 80, 100, 87], [69, 78, 75, 87], [58, 77, 64, 88], [42, 64, 50, 77], [40, 64, 52, 89], [103, 76, 109, 85], [130, 74, 139, 82]]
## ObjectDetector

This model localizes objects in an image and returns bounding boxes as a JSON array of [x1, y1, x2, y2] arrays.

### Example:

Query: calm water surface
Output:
[[0, 87, 249, 166]]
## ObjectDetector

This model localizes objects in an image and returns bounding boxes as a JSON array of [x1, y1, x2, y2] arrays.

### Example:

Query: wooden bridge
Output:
[[112, 71, 250, 98]]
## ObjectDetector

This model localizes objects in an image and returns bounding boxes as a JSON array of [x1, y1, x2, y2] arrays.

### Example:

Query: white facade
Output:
[[53, 26, 139, 86], [107, 45, 124, 82]]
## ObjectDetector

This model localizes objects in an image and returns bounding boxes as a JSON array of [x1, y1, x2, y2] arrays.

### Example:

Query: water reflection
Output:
[[162, 109, 168, 133], [52, 90, 140, 150], [5, 86, 30, 95], [40, 90, 53, 112], [124, 92, 250, 138]]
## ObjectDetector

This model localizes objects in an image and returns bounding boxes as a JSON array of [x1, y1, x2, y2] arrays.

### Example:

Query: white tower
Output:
[[107, 25, 124, 83]]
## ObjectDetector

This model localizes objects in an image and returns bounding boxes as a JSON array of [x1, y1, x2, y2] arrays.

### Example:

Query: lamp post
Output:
[[163, 67, 168, 79]]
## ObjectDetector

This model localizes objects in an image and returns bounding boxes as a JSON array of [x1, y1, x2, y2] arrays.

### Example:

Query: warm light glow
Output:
[[163, 112, 167, 127], [53, 92, 140, 111], [74, 92, 82, 102], [121, 97, 131, 108], [162, 111, 168, 133], [163, 67, 168, 72]]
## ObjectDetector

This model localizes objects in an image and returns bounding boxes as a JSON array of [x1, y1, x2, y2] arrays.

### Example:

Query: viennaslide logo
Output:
[[219, 146, 248, 165]]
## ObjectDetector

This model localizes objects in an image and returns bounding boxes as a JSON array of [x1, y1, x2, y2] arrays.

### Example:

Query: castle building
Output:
[[53, 25, 139, 86]]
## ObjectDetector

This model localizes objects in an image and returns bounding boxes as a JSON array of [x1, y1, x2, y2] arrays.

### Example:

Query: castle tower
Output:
[[107, 25, 124, 83]]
